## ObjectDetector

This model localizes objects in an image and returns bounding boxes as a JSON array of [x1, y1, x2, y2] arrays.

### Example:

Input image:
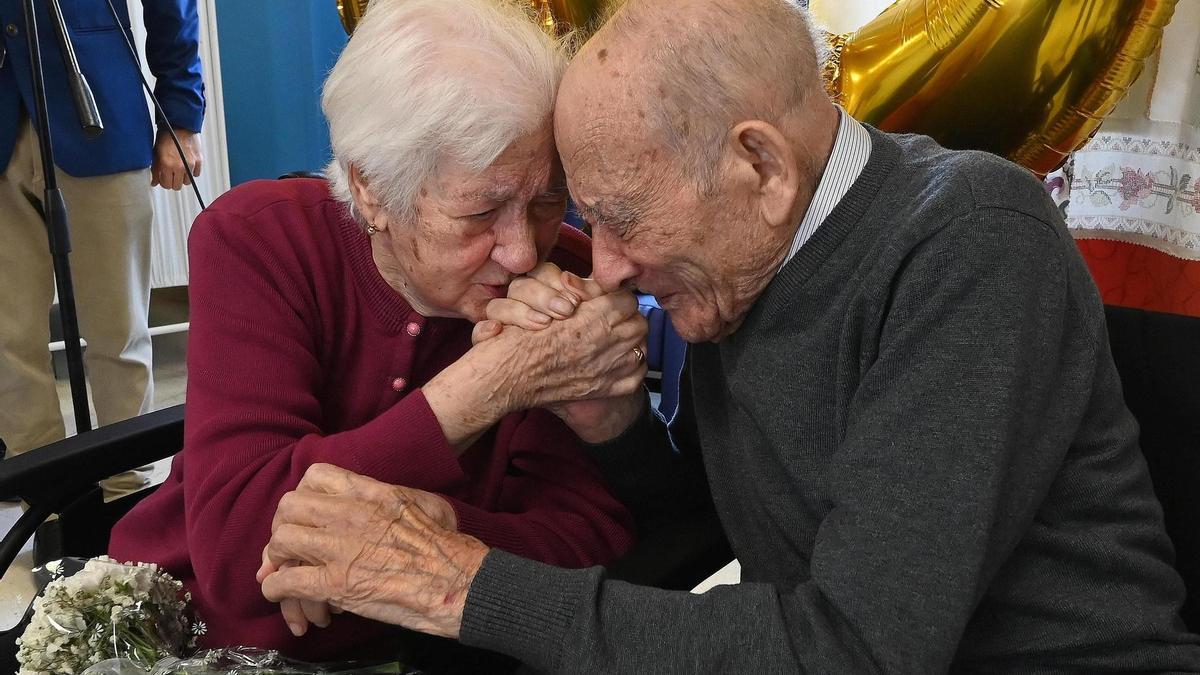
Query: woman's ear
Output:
[[348, 164, 388, 231], [727, 120, 801, 229]]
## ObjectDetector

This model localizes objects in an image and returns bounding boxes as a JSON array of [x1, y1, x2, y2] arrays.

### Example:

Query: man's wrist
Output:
[[574, 390, 647, 444], [445, 539, 490, 640], [156, 126, 198, 141]]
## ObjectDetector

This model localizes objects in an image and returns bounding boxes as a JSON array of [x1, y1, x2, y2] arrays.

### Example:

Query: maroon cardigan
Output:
[[109, 179, 632, 660]]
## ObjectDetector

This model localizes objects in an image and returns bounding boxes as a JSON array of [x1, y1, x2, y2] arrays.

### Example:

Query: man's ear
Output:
[[727, 120, 800, 228], [348, 164, 388, 231]]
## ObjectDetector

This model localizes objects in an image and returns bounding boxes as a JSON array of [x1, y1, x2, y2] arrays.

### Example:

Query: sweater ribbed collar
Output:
[[753, 125, 902, 327], [335, 206, 425, 335]]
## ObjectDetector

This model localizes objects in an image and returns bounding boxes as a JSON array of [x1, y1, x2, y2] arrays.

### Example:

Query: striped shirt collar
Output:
[[779, 107, 872, 272]]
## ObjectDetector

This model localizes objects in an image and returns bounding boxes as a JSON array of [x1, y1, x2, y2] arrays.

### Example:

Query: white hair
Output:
[[322, 0, 567, 222]]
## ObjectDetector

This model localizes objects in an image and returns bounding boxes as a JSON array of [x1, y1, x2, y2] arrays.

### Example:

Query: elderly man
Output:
[[260, 0, 1200, 671]]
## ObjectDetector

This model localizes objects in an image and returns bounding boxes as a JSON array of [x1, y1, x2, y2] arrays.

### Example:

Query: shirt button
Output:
[[5, 24, 18, 37], [391, 377, 407, 392], [405, 322, 421, 337]]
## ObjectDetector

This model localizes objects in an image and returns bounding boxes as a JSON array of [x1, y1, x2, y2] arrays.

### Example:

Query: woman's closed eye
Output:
[[467, 208, 498, 222], [531, 197, 568, 221]]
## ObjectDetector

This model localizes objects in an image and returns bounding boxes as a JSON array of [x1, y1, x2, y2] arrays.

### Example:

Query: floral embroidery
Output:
[[1082, 133, 1200, 163], [1116, 168, 1156, 209], [1075, 164, 1199, 216], [1067, 131, 1200, 261]]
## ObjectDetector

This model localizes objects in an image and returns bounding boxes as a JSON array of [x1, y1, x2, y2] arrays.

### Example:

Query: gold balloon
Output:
[[827, 0, 1178, 176], [337, 0, 368, 34], [536, 0, 617, 36]]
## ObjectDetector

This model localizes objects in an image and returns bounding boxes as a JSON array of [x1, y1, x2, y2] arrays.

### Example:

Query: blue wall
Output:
[[214, 0, 347, 186]]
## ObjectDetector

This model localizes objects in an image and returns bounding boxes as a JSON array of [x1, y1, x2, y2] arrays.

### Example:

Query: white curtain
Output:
[[125, 0, 230, 289]]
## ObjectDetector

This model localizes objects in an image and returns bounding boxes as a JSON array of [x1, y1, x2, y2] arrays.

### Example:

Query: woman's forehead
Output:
[[437, 155, 560, 202]]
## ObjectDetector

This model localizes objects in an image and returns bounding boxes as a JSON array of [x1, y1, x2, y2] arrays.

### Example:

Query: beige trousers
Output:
[[0, 118, 153, 494]]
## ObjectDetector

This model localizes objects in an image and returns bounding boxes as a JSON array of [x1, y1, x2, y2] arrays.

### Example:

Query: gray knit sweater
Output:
[[460, 128, 1200, 673]]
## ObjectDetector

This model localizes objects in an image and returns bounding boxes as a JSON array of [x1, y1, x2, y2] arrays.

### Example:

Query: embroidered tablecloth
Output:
[[1066, 2, 1200, 317]]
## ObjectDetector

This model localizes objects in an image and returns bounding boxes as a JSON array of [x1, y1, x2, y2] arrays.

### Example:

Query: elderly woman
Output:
[[108, 0, 646, 661]]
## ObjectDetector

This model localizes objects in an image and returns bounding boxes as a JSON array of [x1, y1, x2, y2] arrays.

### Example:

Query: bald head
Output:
[[559, 0, 831, 191], [554, 0, 841, 342]]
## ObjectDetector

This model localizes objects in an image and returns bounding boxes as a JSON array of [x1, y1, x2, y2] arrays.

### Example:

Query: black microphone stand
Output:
[[46, 0, 103, 139], [19, 0, 97, 433]]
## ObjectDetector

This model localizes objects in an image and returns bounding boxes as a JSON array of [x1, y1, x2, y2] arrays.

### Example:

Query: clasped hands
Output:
[[471, 262, 649, 443], [259, 264, 649, 639]]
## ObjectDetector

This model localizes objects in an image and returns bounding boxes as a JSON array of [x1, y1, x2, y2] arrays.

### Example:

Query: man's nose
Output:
[[591, 229, 639, 293]]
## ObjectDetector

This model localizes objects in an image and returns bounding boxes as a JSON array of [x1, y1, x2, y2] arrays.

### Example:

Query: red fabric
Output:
[[1075, 239, 1200, 318], [109, 179, 632, 660], [551, 224, 593, 273]]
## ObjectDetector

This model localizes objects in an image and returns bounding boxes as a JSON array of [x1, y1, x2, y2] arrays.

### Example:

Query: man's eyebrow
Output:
[[575, 197, 644, 225], [573, 199, 603, 223]]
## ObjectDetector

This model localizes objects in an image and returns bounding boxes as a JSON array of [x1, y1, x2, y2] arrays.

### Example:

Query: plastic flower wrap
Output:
[[82, 648, 417, 674], [16, 556, 203, 675], [17, 557, 422, 675]]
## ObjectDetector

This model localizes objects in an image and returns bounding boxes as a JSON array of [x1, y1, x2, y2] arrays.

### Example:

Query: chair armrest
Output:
[[0, 404, 184, 506]]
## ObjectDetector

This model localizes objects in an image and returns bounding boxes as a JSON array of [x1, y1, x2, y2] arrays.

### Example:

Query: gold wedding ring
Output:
[[632, 347, 645, 364]]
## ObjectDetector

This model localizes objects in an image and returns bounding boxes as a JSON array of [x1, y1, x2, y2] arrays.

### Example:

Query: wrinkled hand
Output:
[[473, 262, 649, 443], [151, 128, 203, 190], [479, 286, 647, 438], [261, 548, 337, 637], [474, 263, 605, 334], [258, 469, 463, 637]]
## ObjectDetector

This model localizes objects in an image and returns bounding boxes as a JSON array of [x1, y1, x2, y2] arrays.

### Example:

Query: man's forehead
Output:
[[556, 39, 644, 132], [565, 144, 661, 225], [562, 138, 635, 201]]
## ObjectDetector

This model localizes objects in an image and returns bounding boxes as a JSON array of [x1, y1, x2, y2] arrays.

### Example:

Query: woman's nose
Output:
[[493, 218, 539, 275]]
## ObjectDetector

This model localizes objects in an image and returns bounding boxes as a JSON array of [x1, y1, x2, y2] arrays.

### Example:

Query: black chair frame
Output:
[[0, 405, 184, 671]]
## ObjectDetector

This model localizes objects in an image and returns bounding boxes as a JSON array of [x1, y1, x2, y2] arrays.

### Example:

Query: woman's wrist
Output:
[[423, 349, 515, 452]]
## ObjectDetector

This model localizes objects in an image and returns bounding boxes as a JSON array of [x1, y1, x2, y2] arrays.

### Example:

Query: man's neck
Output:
[[783, 103, 841, 239], [713, 104, 841, 340]]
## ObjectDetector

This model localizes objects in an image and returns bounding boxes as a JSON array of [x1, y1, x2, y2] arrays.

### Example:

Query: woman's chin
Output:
[[448, 284, 509, 324]]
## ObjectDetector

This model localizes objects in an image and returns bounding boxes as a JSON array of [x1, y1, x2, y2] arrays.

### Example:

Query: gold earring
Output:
[[366, 224, 378, 236]]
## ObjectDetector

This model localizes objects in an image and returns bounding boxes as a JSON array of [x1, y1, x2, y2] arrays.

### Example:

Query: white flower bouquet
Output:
[[16, 556, 202, 675], [15, 557, 420, 675]]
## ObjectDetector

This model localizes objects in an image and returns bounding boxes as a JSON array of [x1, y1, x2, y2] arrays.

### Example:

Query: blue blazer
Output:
[[0, 0, 204, 177]]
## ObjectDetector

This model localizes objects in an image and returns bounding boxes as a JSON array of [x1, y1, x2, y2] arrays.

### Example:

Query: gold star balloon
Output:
[[336, 0, 1179, 176], [824, 0, 1178, 176]]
